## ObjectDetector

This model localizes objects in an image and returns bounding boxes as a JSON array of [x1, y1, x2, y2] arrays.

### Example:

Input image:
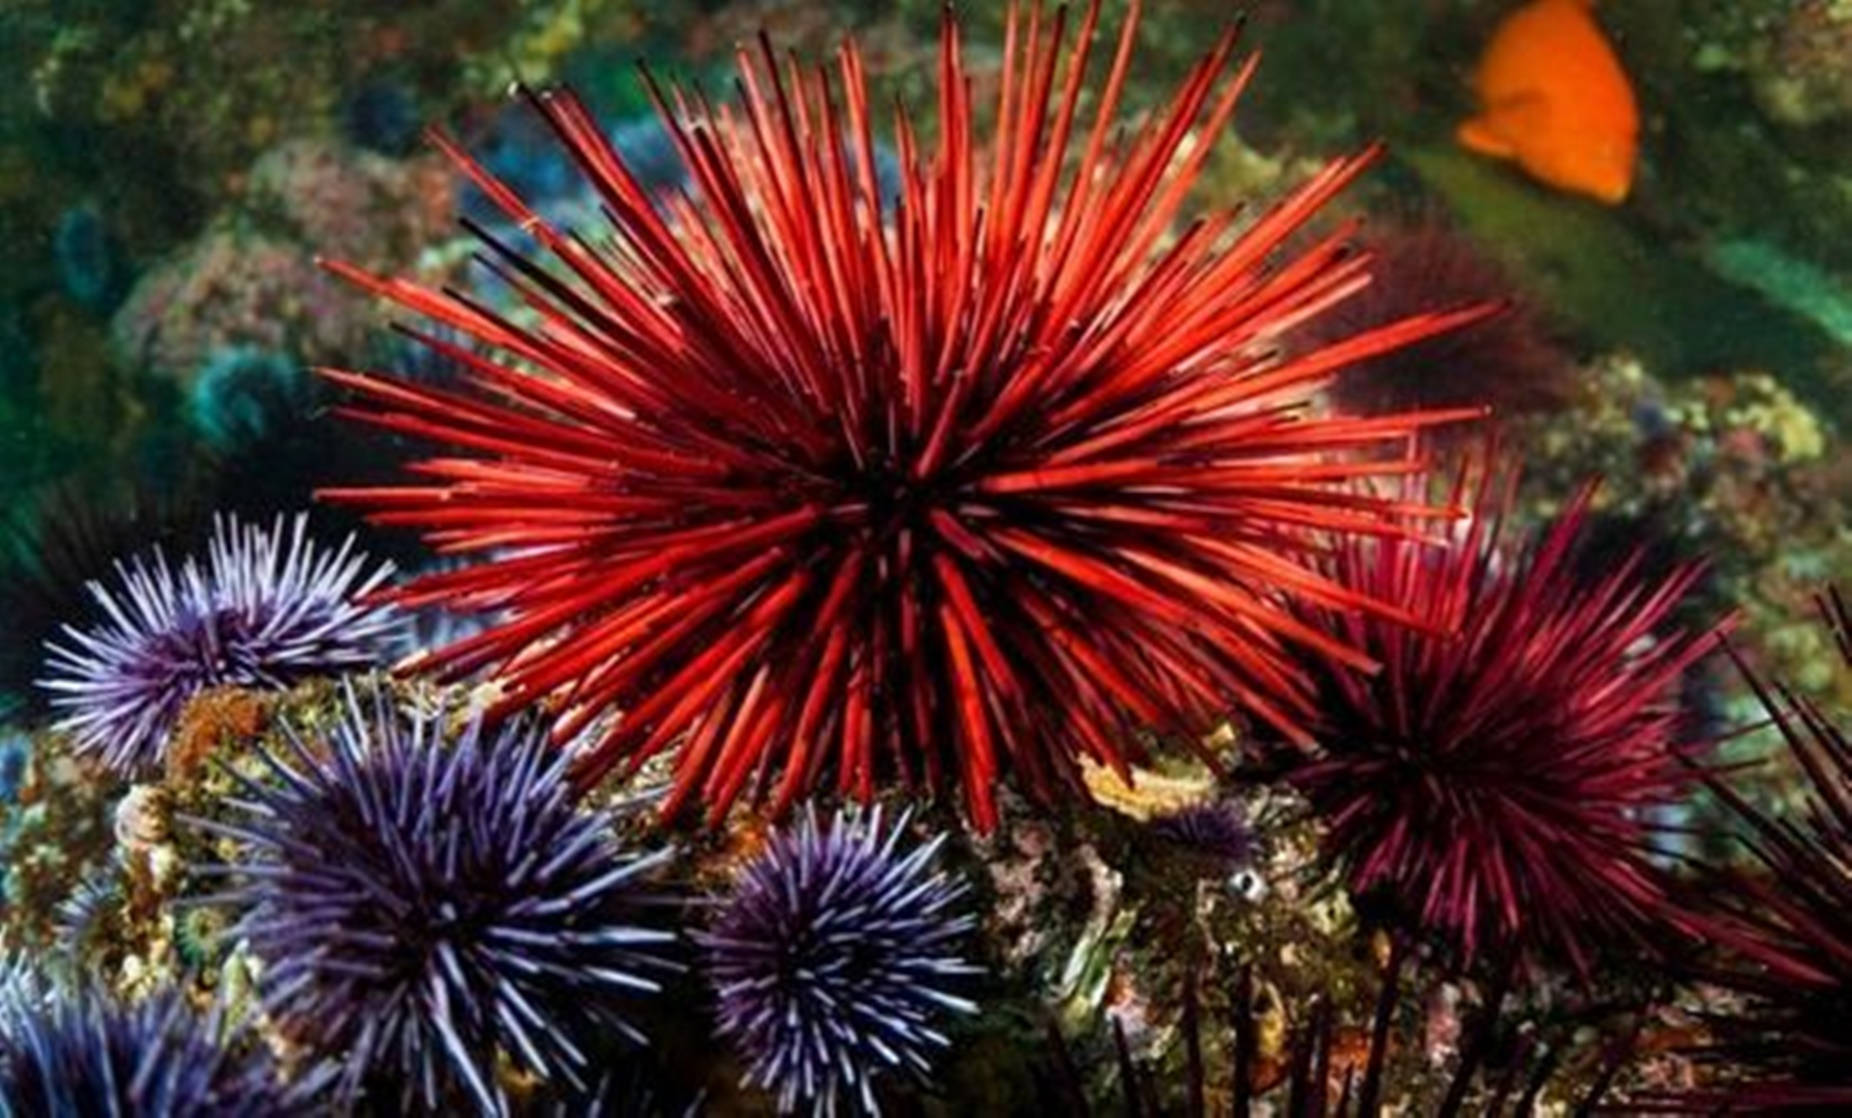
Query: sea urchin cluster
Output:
[[698, 805, 979, 1115], [38, 514, 396, 774], [1291, 465, 1724, 969], [0, 987, 309, 1117], [318, 0, 1487, 829], [190, 684, 678, 1115]]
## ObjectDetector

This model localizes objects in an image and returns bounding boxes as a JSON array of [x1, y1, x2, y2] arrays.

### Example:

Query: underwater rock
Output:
[[1748, 0, 1852, 128], [339, 75, 423, 156], [0, 304, 35, 397], [184, 345, 312, 453], [0, 732, 28, 806], [0, 733, 120, 953], [1522, 354, 1852, 710], [110, 230, 364, 386], [246, 137, 453, 270]]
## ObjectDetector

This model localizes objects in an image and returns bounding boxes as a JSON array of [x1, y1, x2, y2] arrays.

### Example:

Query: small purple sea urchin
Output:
[[190, 685, 679, 1115], [1151, 800, 1258, 869], [38, 514, 397, 774], [0, 987, 311, 1117], [699, 805, 980, 1116]]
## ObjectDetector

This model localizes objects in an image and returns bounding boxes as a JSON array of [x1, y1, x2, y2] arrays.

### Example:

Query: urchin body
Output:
[[320, 0, 1485, 829], [1294, 474, 1722, 968], [1678, 593, 1852, 1107], [39, 514, 396, 773], [699, 806, 979, 1115], [0, 988, 306, 1117], [193, 686, 677, 1115]]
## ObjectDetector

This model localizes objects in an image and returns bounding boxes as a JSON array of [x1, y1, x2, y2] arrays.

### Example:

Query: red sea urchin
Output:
[[1290, 460, 1726, 971], [318, 1, 1486, 829]]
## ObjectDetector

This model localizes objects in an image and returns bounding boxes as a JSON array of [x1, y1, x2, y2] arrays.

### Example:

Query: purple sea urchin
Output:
[[1150, 801, 1258, 869], [698, 806, 980, 1115], [38, 513, 397, 774], [0, 987, 310, 1117], [191, 685, 679, 1115]]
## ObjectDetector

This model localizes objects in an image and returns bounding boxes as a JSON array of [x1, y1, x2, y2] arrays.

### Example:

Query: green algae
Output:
[[1402, 146, 1841, 408]]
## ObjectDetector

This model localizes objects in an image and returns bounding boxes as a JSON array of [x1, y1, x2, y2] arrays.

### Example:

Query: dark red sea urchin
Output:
[[1659, 590, 1852, 1110], [1295, 220, 1573, 421], [317, 1, 1486, 829], [1290, 460, 1726, 971]]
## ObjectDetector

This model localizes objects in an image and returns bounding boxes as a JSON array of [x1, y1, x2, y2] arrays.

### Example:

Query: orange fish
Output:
[[1457, 0, 1639, 204]]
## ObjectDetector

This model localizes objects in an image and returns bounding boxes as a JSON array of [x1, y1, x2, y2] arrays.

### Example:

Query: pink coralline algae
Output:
[[110, 231, 363, 382], [247, 138, 454, 268], [111, 138, 458, 384]]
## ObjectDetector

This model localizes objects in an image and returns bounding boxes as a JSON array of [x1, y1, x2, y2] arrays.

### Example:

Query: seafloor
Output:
[[0, 0, 1850, 1114]]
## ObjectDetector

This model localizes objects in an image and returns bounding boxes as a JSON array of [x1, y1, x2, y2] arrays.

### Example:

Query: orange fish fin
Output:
[[1456, 115, 1517, 160], [1458, 93, 1554, 159]]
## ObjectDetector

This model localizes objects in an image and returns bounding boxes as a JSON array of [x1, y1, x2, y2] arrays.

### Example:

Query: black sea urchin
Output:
[[191, 685, 679, 1115], [698, 806, 980, 1115], [0, 987, 310, 1117], [0, 475, 213, 720], [38, 514, 397, 774], [1298, 220, 1573, 422]]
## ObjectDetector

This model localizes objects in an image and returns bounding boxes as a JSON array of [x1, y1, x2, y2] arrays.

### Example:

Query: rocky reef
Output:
[[0, 0, 1849, 1113]]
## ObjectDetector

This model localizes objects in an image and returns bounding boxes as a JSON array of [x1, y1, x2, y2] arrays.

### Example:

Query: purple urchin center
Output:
[[138, 608, 257, 685]]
